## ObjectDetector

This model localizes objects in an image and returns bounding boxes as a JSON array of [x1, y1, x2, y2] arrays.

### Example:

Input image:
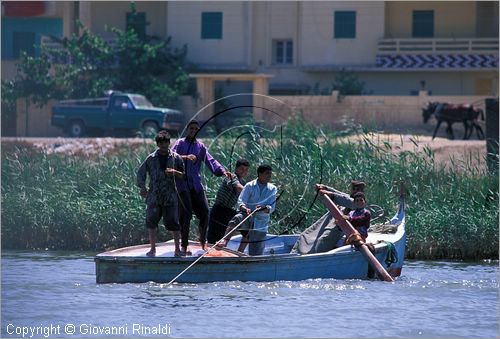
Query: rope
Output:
[[380, 240, 398, 267]]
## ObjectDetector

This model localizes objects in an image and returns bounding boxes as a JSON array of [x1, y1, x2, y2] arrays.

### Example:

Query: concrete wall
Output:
[[88, 1, 168, 40], [14, 94, 489, 137], [385, 1, 477, 38], [300, 2, 384, 66], [266, 92, 489, 134], [167, 1, 248, 67], [16, 99, 61, 137]]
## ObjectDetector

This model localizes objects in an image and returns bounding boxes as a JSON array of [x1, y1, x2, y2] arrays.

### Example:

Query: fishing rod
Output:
[[180, 104, 286, 191], [166, 189, 287, 286], [165, 206, 267, 286], [222, 135, 325, 247]]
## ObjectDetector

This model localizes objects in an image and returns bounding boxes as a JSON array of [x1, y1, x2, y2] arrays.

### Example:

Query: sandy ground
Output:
[[2, 134, 487, 172], [337, 133, 487, 171]]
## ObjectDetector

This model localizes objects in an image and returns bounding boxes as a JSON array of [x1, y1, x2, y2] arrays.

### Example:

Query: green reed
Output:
[[2, 117, 498, 259]]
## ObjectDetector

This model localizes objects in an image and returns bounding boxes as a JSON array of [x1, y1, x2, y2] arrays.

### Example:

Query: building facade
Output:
[[2, 1, 498, 96]]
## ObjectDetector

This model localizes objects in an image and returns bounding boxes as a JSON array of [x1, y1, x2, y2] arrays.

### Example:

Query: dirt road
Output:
[[2, 134, 487, 171]]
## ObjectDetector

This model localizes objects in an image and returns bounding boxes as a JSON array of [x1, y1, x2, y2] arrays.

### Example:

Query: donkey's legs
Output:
[[475, 123, 485, 140], [432, 120, 442, 140], [446, 121, 455, 140], [463, 120, 471, 140]]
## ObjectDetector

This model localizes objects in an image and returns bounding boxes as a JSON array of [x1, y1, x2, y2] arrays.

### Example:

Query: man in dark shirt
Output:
[[207, 158, 250, 244], [137, 131, 185, 257]]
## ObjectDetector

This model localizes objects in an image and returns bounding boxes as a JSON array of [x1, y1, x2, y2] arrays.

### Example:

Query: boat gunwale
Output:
[[94, 200, 405, 265]]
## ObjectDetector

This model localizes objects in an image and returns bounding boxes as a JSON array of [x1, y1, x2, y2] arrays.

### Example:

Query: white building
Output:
[[2, 1, 498, 95]]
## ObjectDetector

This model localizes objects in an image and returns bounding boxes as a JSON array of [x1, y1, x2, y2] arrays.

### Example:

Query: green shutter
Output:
[[201, 12, 223, 39], [334, 11, 356, 39], [413, 11, 434, 38]]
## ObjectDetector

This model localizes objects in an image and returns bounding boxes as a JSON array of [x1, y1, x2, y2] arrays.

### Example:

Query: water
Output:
[[1, 251, 498, 338]]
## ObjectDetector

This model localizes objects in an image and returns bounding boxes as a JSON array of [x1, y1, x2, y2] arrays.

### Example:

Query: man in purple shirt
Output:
[[171, 120, 231, 255]]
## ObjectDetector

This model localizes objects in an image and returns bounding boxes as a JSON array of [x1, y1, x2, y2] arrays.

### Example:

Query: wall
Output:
[[167, 1, 248, 67], [300, 2, 384, 66], [14, 93, 490, 137], [267, 92, 489, 134], [16, 99, 61, 137], [385, 1, 476, 38], [88, 1, 167, 40]]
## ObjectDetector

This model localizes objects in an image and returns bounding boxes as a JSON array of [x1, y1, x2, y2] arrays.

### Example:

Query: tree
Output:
[[331, 69, 366, 101], [2, 8, 191, 111]]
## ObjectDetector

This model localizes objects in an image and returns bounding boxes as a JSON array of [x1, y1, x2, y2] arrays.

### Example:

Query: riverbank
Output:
[[2, 134, 487, 172], [1, 124, 498, 259]]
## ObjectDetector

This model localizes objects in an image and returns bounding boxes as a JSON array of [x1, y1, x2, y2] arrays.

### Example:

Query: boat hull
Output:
[[96, 248, 393, 283], [95, 200, 406, 284]]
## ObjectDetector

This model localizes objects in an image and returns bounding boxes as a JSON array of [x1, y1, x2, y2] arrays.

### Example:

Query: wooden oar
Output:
[[319, 191, 394, 282], [166, 206, 266, 286]]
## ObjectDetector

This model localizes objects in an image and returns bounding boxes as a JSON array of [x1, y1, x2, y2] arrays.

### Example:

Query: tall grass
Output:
[[2, 117, 498, 259]]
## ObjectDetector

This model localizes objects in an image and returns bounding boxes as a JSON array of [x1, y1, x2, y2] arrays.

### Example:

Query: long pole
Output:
[[166, 206, 265, 286], [319, 191, 394, 282]]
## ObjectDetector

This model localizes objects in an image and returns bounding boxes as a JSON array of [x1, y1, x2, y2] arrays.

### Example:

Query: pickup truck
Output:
[[51, 91, 185, 137]]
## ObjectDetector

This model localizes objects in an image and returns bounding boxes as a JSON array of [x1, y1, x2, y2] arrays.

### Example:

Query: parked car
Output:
[[51, 91, 185, 137]]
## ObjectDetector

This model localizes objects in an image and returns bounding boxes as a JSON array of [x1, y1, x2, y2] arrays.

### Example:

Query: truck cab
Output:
[[51, 91, 185, 137]]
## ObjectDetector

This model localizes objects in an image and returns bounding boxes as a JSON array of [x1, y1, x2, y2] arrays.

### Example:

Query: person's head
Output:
[[155, 130, 171, 153], [350, 180, 365, 196], [257, 164, 273, 184], [235, 158, 250, 178], [186, 120, 200, 139], [352, 191, 366, 209]]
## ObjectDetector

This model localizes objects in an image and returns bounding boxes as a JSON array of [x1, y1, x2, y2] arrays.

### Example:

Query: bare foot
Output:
[[180, 247, 192, 256], [146, 250, 156, 257]]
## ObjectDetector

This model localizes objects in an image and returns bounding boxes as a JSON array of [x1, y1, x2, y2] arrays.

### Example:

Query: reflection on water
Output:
[[1, 252, 498, 338]]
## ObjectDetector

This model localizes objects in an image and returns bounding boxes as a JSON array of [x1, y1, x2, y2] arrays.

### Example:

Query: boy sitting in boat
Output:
[[342, 191, 371, 243], [291, 180, 365, 254], [217, 164, 277, 255], [206, 158, 250, 245]]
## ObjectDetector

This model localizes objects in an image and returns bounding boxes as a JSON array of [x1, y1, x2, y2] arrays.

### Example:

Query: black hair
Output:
[[351, 180, 366, 189], [236, 158, 250, 168], [155, 130, 171, 144], [257, 164, 272, 174], [352, 192, 365, 200], [187, 119, 199, 128]]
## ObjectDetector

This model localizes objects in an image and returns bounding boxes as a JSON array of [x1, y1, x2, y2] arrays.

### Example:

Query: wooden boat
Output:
[[95, 196, 406, 284]]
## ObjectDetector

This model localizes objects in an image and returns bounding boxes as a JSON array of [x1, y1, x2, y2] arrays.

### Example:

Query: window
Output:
[[13, 31, 35, 57], [114, 97, 132, 109], [334, 11, 356, 39], [413, 10, 434, 38], [201, 12, 223, 39], [273, 40, 293, 65], [126, 12, 147, 40]]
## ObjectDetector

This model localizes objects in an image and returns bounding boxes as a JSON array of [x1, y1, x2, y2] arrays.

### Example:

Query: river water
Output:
[[1, 251, 498, 338]]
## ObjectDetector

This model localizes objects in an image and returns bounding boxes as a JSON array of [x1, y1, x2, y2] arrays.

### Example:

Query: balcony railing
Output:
[[377, 38, 498, 54]]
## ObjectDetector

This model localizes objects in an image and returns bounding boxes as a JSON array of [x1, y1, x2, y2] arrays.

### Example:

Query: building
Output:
[[2, 1, 498, 95], [2, 1, 498, 135]]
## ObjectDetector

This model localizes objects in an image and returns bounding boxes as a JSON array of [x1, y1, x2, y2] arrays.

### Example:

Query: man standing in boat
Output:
[[291, 180, 365, 254], [218, 164, 277, 255], [171, 120, 232, 255], [207, 158, 251, 245], [137, 131, 185, 257]]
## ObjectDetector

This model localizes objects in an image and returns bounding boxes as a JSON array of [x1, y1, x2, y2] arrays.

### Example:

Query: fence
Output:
[[12, 92, 491, 137]]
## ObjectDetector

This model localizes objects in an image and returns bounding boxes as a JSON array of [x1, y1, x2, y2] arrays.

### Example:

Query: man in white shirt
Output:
[[218, 164, 277, 255]]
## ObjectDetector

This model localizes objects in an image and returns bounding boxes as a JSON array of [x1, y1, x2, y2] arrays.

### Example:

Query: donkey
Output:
[[422, 102, 485, 140]]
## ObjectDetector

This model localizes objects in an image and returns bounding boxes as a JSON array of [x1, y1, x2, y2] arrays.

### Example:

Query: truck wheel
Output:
[[68, 120, 85, 138], [142, 121, 159, 137]]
